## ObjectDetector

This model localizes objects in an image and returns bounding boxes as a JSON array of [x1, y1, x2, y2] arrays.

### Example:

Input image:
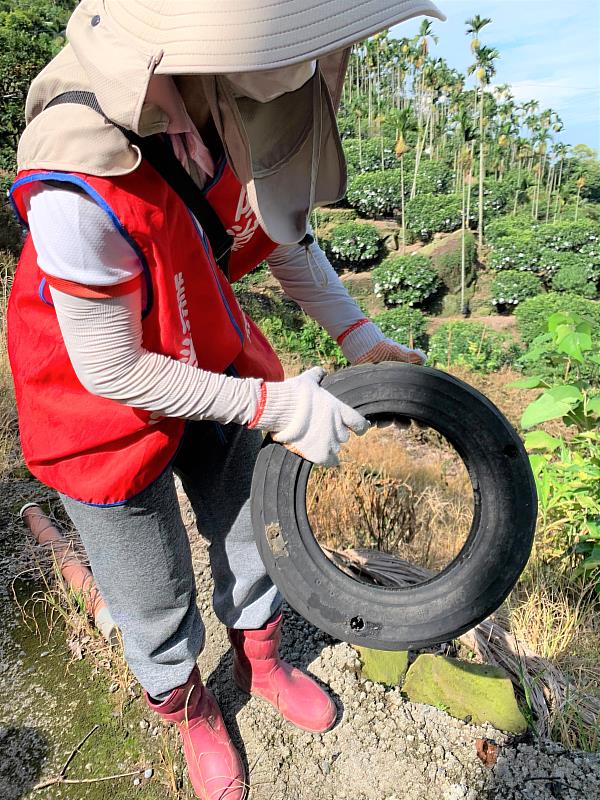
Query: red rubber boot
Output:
[[228, 612, 337, 733], [146, 667, 246, 800]]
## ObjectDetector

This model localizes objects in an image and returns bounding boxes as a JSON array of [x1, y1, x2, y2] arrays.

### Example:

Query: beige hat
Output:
[[21, 0, 446, 243], [70, 0, 446, 76]]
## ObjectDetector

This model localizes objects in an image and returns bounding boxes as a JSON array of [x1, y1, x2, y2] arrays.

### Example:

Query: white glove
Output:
[[353, 338, 427, 366], [249, 367, 370, 466], [339, 321, 427, 366]]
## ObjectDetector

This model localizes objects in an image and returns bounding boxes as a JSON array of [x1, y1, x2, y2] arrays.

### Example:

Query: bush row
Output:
[[487, 217, 600, 301], [345, 174, 510, 240]]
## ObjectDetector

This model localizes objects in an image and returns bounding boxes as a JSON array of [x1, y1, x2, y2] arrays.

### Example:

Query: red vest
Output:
[[8, 158, 284, 506]]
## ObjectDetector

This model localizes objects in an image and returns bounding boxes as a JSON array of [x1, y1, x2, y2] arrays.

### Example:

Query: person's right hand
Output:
[[249, 367, 370, 466]]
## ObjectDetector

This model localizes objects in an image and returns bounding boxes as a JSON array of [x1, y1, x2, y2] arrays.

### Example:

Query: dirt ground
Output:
[[1, 474, 599, 800]]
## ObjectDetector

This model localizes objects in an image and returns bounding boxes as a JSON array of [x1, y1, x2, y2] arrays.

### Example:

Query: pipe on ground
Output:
[[20, 503, 117, 643]]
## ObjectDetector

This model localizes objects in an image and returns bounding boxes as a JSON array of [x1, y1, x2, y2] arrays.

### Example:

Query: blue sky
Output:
[[391, 0, 600, 151]]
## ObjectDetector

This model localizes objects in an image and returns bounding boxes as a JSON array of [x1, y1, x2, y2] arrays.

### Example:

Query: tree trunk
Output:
[[461, 172, 467, 312], [512, 160, 522, 216], [477, 86, 485, 250], [410, 114, 430, 200], [401, 155, 406, 253], [553, 157, 564, 222], [545, 165, 554, 222], [358, 116, 363, 169]]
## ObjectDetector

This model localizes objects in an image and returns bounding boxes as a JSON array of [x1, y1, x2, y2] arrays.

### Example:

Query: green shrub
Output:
[[577, 241, 600, 284], [372, 253, 440, 307], [551, 260, 598, 299], [293, 317, 347, 366], [258, 315, 347, 367], [473, 178, 511, 220], [336, 114, 356, 139], [515, 292, 600, 344], [311, 208, 357, 227], [534, 219, 599, 252], [536, 249, 576, 282], [488, 220, 600, 284], [429, 321, 522, 373], [513, 314, 600, 581], [328, 222, 381, 269], [373, 307, 428, 349], [515, 311, 600, 384], [490, 270, 543, 311], [412, 160, 453, 195], [346, 170, 403, 217], [343, 137, 398, 174], [405, 194, 463, 241], [488, 232, 539, 273], [485, 213, 536, 246]]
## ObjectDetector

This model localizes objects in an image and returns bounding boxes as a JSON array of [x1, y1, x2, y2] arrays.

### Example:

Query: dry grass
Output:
[[0, 250, 19, 479], [307, 422, 473, 574], [506, 556, 600, 750]]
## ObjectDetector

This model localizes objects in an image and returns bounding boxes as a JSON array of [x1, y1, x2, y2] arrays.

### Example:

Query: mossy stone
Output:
[[421, 230, 477, 293], [402, 654, 528, 734], [355, 646, 409, 686]]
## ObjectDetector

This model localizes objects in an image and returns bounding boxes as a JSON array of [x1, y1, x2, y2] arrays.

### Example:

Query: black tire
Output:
[[251, 363, 537, 650]]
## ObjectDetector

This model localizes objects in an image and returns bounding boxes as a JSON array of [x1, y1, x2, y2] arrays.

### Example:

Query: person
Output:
[[7, 1, 444, 798]]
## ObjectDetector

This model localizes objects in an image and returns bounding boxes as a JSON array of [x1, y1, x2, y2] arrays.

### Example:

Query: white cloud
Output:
[[391, 0, 600, 147]]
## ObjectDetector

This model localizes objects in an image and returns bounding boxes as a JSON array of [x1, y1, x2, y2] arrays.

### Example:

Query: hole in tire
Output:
[[306, 417, 475, 587]]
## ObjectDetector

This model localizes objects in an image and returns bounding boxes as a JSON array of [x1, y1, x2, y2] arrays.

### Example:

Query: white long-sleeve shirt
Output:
[[26, 184, 384, 425]]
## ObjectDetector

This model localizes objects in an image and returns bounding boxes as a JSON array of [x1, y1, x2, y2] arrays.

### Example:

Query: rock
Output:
[[144, 768, 154, 779], [402, 654, 528, 734], [355, 646, 409, 686]]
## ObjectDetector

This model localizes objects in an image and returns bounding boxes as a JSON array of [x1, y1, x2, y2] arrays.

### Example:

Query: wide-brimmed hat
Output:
[[38, 0, 446, 243]]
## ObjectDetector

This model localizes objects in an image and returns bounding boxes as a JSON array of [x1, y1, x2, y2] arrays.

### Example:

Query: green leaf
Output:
[[588, 397, 600, 416], [547, 312, 572, 332], [556, 332, 592, 363], [582, 544, 600, 569], [528, 453, 549, 475], [585, 521, 600, 540], [524, 430, 563, 452], [521, 385, 582, 429], [509, 376, 546, 390]]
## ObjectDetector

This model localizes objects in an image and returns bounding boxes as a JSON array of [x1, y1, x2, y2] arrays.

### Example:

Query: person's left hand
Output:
[[351, 338, 427, 366]]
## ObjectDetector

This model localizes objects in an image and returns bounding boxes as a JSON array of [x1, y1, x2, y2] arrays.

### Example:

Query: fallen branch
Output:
[[33, 770, 145, 791], [32, 724, 146, 791]]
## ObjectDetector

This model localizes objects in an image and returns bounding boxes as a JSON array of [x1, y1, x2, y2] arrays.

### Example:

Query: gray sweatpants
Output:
[[60, 421, 282, 699]]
